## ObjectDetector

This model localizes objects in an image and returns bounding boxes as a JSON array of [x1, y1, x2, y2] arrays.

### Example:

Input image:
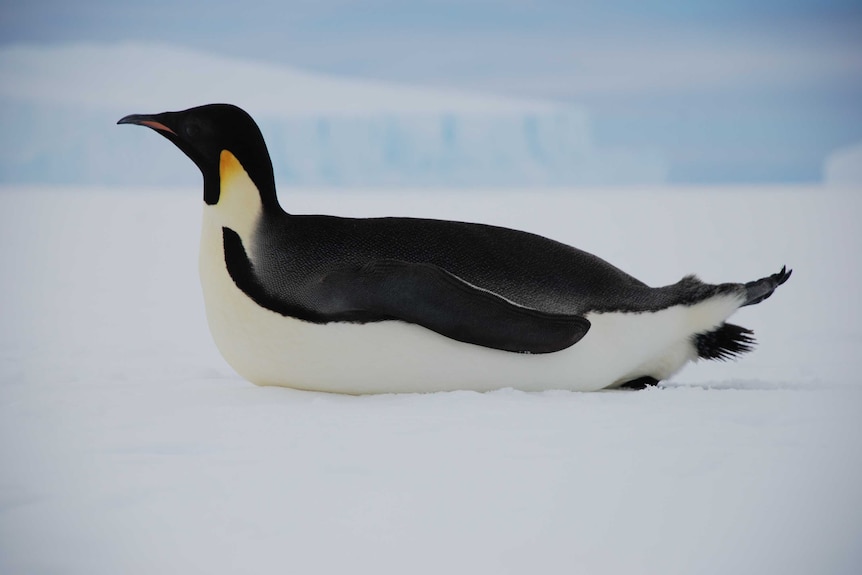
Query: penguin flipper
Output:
[[318, 259, 590, 354]]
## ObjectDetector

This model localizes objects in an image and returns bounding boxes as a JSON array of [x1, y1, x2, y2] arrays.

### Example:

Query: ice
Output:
[[0, 43, 666, 187], [825, 142, 862, 186], [1, 184, 861, 574]]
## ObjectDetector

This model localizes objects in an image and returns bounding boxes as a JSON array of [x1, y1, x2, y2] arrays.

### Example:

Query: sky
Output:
[[2, 0, 861, 183]]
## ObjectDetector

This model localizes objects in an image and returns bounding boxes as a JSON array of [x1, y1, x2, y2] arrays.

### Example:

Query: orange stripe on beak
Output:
[[141, 120, 176, 135]]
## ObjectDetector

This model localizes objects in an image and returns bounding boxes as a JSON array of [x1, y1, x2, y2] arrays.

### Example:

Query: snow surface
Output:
[[0, 43, 666, 187], [1, 184, 861, 574]]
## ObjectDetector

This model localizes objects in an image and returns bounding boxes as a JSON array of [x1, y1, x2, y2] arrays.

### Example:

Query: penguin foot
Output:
[[619, 376, 660, 390], [742, 266, 792, 307]]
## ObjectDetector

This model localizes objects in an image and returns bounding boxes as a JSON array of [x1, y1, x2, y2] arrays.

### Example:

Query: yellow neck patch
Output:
[[213, 149, 262, 241], [219, 149, 245, 187]]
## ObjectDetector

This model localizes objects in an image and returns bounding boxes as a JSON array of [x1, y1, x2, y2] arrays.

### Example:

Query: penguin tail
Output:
[[693, 266, 790, 362], [742, 266, 792, 307], [695, 323, 756, 361]]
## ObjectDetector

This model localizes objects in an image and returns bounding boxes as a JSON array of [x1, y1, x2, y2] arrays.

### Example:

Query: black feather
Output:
[[694, 323, 756, 361]]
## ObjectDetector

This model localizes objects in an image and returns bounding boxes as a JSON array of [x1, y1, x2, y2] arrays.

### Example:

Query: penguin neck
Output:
[[205, 149, 284, 215], [204, 149, 274, 242]]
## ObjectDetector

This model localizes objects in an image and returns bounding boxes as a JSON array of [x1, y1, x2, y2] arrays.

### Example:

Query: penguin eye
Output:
[[185, 122, 200, 138]]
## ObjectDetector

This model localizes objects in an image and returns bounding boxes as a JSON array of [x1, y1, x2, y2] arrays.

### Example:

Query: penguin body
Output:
[[119, 104, 790, 393]]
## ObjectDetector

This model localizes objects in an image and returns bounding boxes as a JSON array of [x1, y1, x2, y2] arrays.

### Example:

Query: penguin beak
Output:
[[117, 113, 177, 136]]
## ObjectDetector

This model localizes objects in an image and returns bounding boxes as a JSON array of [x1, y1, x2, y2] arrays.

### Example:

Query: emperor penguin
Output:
[[118, 104, 791, 394]]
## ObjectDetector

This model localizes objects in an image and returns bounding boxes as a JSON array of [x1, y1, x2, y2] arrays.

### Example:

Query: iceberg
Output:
[[824, 143, 862, 186], [0, 43, 666, 187]]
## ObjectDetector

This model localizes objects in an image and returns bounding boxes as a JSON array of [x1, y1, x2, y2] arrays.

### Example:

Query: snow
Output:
[[1, 184, 861, 574], [0, 43, 666, 186]]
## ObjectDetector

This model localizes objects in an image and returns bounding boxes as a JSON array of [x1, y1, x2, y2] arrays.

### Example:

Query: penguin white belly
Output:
[[199, 212, 743, 394]]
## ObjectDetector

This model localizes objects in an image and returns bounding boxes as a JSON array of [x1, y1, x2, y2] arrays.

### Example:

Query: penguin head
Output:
[[118, 104, 278, 209]]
